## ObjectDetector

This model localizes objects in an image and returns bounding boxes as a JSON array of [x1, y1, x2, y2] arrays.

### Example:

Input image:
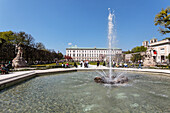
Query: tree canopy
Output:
[[167, 53, 170, 61], [0, 31, 63, 64], [130, 54, 143, 63], [0, 31, 16, 43], [0, 31, 35, 46], [35, 42, 46, 50], [124, 46, 147, 54], [154, 7, 170, 34]]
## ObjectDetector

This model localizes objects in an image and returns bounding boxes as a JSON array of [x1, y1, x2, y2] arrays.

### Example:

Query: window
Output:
[[154, 39, 157, 42], [160, 48, 165, 54], [161, 55, 165, 62]]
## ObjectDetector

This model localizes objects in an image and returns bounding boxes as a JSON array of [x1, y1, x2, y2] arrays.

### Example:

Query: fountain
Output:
[[94, 8, 128, 84]]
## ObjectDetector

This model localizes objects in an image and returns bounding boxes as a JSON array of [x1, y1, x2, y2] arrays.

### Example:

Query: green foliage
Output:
[[56, 52, 63, 60], [0, 31, 35, 46], [0, 38, 6, 47], [15, 32, 35, 47], [131, 46, 147, 53], [164, 37, 170, 40], [154, 7, 170, 34], [130, 54, 143, 63], [0, 31, 16, 43], [35, 42, 45, 50], [89, 61, 104, 65], [0, 31, 64, 63], [0, 43, 15, 62], [167, 53, 170, 61], [124, 50, 131, 54], [124, 46, 147, 54]]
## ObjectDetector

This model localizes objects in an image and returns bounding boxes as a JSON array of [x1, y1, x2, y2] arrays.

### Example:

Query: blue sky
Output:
[[0, 0, 170, 54]]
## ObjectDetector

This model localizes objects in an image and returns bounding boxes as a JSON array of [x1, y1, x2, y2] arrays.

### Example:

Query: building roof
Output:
[[149, 38, 170, 47], [66, 46, 121, 50], [151, 37, 157, 40]]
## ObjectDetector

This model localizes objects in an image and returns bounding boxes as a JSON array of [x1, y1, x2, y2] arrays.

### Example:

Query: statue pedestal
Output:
[[143, 58, 157, 67], [12, 56, 27, 68]]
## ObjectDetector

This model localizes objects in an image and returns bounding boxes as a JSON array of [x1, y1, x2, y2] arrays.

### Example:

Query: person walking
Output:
[[85, 60, 88, 68], [138, 60, 142, 69], [74, 62, 77, 68], [61, 62, 65, 68], [113, 60, 115, 67], [103, 61, 106, 66], [97, 60, 100, 67], [80, 60, 83, 67]]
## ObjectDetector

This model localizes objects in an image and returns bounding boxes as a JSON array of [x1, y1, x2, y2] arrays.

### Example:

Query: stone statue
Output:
[[12, 43, 27, 68], [143, 47, 157, 67]]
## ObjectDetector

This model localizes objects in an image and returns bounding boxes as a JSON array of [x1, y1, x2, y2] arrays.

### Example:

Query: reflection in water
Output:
[[0, 71, 170, 112]]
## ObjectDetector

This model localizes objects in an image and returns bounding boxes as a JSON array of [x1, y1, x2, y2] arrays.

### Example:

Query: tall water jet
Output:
[[108, 8, 115, 79], [94, 8, 128, 84]]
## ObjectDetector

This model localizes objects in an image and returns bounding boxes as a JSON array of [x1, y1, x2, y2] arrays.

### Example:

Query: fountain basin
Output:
[[0, 71, 170, 112]]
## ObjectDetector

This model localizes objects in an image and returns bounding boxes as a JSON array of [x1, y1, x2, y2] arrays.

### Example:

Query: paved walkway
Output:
[[1, 65, 170, 82], [0, 65, 170, 90]]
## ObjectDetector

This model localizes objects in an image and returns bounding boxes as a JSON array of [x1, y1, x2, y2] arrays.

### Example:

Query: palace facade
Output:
[[143, 38, 170, 64], [124, 38, 170, 66], [66, 46, 122, 61]]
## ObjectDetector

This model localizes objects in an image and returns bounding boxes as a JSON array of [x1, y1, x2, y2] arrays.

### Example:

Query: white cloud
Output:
[[68, 43, 72, 45]]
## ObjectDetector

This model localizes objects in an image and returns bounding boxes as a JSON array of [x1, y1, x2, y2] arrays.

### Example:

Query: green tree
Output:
[[0, 30, 64, 64], [56, 52, 63, 60], [131, 46, 147, 53], [124, 50, 131, 54], [14, 32, 35, 46], [0, 31, 16, 43], [154, 7, 170, 34], [131, 54, 143, 63], [0, 38, 6, 47], [167, 53, 170, 63], [168, 54, 170, 61], [0, 31, 35, 46], [35, 42, 46, 50], [125, 46, 147, 54]]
